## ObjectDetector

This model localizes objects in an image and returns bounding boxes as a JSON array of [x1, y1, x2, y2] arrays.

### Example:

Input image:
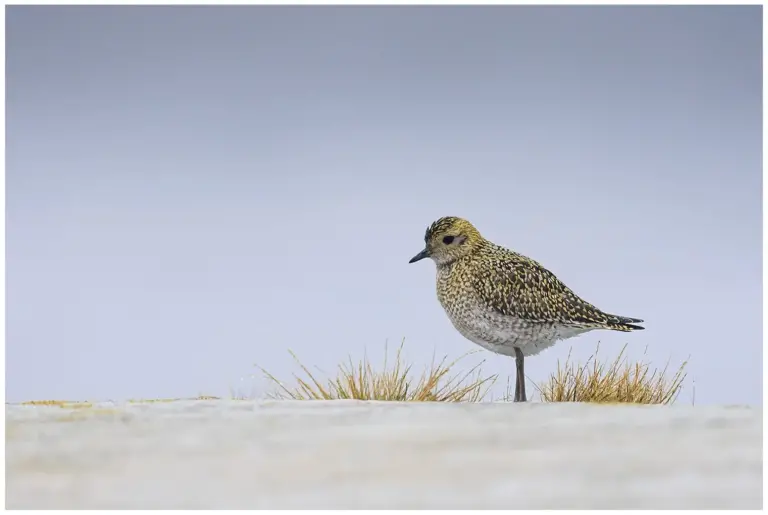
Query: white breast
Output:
[[445, 304, 593, 358]]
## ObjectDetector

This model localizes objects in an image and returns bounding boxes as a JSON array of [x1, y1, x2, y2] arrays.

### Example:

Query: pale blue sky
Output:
[[6, 6, 761, 405]]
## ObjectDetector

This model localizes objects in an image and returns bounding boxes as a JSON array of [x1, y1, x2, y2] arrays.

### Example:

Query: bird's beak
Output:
[[409, 248, 430, 264]]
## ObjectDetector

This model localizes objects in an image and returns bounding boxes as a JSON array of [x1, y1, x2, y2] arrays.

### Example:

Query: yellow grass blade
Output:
[[535, 343, 689, 405], [259, 339, 496, 402]]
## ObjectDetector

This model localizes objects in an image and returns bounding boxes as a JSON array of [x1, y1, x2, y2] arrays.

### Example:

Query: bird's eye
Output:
[[443, 236, 455, 245]]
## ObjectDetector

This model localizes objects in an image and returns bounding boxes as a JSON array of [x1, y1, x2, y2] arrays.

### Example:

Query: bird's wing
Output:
[[470, 253, 617, 327]]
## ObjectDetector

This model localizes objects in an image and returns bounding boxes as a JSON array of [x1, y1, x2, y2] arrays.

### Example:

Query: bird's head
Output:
[[408, 216, 484, 266]]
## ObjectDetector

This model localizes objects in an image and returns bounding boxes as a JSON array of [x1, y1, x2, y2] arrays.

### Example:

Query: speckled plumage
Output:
[[409, 216, 644, 402]]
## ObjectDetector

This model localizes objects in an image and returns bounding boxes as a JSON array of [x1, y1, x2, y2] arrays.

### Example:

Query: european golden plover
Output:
[[408, 216, 644, 402]]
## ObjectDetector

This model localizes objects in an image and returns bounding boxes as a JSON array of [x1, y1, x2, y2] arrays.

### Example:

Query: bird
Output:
[[408, 216, 644, 403]]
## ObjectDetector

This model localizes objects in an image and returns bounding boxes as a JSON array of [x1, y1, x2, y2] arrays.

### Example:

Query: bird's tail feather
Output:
[[605, 314, 645, 332]]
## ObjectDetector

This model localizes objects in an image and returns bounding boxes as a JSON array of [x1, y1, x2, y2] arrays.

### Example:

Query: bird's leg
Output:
[[514, 347, 526, 402], [513, 356, 522, 402], [513, 366, 519, 402]]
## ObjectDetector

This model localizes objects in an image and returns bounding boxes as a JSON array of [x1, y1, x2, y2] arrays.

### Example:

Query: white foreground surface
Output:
[[6, 400, 762, 509]]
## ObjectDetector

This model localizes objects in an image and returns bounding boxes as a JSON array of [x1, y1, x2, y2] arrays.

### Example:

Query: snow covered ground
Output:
[[5, 399, 762, 509]]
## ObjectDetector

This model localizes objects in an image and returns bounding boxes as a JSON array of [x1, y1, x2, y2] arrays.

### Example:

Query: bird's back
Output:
[[436, 241, 643, 355]]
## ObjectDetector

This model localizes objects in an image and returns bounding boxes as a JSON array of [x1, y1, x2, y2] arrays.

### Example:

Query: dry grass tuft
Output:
[[258, 339, 497, 402], [534, 343, 689, 404]]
